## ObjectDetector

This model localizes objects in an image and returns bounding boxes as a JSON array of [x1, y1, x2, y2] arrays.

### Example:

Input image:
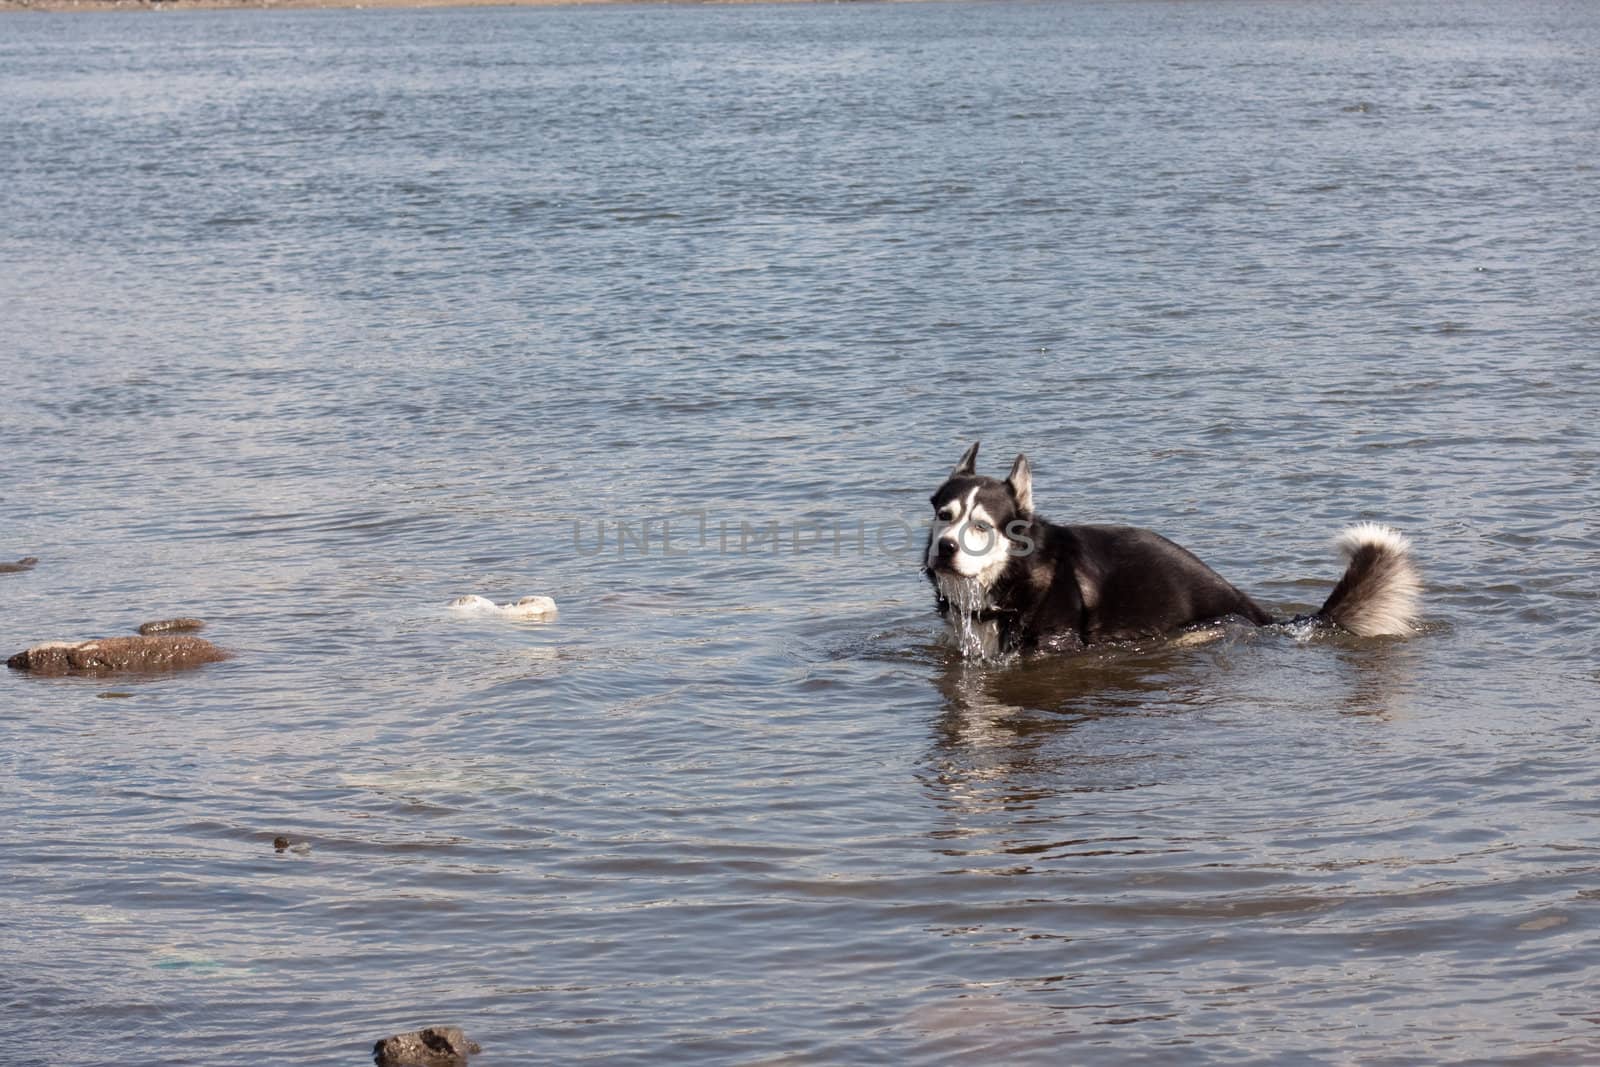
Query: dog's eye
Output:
[[936, 506, 956, 521], [971, 520, 992, 534]]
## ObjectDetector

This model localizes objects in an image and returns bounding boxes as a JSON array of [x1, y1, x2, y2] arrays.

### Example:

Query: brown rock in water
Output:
[[373, 1027, 481, 1067], [137, 617, 207, 635], [0, 556, 39, 574], [7, 635, 230, 675]]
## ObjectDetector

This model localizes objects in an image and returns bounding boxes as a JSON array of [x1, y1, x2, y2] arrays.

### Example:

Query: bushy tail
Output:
[[1314, 523, 1421, 637]]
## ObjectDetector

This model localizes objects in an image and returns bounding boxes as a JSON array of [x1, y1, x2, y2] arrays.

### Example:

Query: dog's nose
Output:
[[937, 536, 958, 559]]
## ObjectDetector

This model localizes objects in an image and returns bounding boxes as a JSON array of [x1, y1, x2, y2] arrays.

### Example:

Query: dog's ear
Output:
[[1006, 454, 1033, 515], [950, 441, 980, 478]]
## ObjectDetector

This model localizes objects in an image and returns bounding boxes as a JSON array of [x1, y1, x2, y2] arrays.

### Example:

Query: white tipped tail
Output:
[[1315, 523, 1421, 637]]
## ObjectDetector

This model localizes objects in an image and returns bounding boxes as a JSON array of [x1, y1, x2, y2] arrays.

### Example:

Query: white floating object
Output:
[[448, 594, 558, 620]]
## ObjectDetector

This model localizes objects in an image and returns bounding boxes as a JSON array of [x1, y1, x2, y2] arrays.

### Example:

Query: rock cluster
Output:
[[7, 635, 229, 675], [137, 617, 207, 635], [373, 1026, 480, 1067]]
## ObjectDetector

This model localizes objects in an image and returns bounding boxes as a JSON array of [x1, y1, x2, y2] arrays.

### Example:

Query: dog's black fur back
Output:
[[1014, 524, 1273, 647], [925, 442, 1420, 655]]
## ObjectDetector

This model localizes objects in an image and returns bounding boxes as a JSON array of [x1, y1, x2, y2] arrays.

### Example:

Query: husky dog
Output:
[[924, 442, 1420, 657]]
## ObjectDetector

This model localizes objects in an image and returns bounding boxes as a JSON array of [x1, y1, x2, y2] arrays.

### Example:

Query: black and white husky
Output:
[[924, 442, 1421, 658]]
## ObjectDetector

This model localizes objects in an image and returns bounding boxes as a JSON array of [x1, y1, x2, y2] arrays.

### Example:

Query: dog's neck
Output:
[[933, 571, 996, 613], [933, 572, 1010, 658]]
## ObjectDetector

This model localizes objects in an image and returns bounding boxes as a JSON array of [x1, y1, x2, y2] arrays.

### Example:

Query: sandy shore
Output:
[[2, 0, 843, 10]]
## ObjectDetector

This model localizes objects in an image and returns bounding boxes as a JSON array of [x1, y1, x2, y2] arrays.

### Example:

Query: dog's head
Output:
[[924, 441, 1034, 588]]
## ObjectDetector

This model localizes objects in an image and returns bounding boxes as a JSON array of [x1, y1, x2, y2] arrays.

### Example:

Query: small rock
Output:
[[447, 594, 557, 620], [0, 556, 38, 574], [7, 635, 231, 675], [138, 617, 207, 635], [373, 1026, 481, 1067]]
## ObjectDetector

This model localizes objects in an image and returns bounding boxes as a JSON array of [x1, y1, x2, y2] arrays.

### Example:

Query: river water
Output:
[[2, 0, 1599, 1063]]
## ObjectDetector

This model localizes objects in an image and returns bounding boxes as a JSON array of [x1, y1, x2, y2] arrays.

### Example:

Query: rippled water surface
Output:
[[3, 0, 1599, 1063]]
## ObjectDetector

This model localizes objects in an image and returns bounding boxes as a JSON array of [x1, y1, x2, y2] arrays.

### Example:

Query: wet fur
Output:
[[924, 443, 1420, 656]]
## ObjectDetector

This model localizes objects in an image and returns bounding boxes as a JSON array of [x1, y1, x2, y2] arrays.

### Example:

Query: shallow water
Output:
[[3, 0, 1599, 1062]]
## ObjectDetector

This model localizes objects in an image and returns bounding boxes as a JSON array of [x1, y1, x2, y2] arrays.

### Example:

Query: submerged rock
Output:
[[447, 594, 558, 620], [0, 556, 38, 574], [7, 635, 230, 675], [373, 1026, 481, 1067], [271, 835, 310, 856], [138, 617, 207, 635]]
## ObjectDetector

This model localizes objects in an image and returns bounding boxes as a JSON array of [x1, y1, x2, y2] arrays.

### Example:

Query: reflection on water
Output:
[[922, 629, 1423, 859]]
